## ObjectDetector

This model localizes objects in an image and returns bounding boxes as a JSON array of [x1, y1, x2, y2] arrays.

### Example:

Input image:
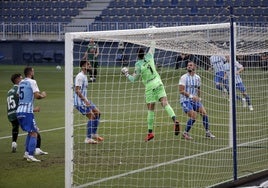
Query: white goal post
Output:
[[65, 23, 268, 188]]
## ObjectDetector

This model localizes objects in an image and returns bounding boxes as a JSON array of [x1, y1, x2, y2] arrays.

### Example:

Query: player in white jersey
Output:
[[209, 55, 228, 94], [74, 60, 103, 144], [223, 57, 253, 111], [179, 61, 215, 140], [16, 67, 47, 162]]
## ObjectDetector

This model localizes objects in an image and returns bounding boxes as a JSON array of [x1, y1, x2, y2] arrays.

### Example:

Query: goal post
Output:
[[65, 23, 268, 188]]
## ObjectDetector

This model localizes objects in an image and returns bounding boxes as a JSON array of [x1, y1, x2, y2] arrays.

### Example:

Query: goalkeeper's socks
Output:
[[28, 136, 37, 156], [147, 111, 155, 131], [87, 120, 94, 138], [202, 115, 209, 131], [164, 104, 175, 119]]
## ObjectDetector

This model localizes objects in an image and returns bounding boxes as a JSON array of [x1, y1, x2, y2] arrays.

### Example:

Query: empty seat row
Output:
[[1, 8, 79, 17], [108, 0, 268, 8], [99, 14, 267, 23], [0, 0, 87, 9], [101, 7, 233, 17]]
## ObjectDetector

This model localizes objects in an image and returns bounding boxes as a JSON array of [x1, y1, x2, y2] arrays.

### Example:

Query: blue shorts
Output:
[[236, 82, 246, 93], [214, 71, 225, 84], [75, 102, 96, 115], [181, 100, 203, 113], [17, 112, 38, 132]]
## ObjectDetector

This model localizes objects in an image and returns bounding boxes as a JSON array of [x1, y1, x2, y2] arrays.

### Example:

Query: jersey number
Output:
[[19, 86, 25, 100], [7, 95, 17, 110]]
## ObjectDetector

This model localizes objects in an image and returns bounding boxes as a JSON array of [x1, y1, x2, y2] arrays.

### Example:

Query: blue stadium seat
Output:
[[128, 8, 137, 16], [144, 0, 153, 6], [135, 0, 144, 7], [171, 0, 178, 6]]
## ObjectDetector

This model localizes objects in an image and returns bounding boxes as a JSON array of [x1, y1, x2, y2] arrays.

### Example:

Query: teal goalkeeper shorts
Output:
[[145, 84, 167, 103]]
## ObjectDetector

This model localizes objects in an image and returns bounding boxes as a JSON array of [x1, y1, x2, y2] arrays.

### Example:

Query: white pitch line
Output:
[[0, 120, 110, 140]]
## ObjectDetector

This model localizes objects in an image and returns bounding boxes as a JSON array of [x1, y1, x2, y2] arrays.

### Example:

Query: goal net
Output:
[[65, 23, 268, 188]]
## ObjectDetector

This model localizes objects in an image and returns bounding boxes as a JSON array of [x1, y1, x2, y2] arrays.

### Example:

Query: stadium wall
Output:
[[0, 41, 64, 65]]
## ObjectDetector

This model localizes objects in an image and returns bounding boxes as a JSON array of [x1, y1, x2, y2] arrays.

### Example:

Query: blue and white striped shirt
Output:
[[74, 71, 88, 106], [179, 73, 201, 103], [16, 78, 39, 113], [210, 55, 226, 73], [223, 61, 243, 84]]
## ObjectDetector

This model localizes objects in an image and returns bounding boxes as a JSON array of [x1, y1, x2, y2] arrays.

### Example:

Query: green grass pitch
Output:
[[0, 65, 267, 188]]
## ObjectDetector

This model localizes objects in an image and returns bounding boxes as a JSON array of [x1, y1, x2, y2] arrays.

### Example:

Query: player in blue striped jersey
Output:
[[209, 55, 228, 94], [74, 60, 103, 144], [179, 62, 215, 140], [7, 73, 47, 156], [223, 57, 253, 111], [16, 67, 47, 162]]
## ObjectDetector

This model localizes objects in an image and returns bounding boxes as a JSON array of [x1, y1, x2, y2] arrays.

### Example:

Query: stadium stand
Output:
[[0, 0, 267, 65], [0, 0, 267, 34], [0, 0, 85, 22]]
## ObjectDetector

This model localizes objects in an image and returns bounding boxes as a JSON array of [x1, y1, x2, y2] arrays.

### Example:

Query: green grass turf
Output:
[[0, 65, 65, 188], [0, 65, 267, 188]]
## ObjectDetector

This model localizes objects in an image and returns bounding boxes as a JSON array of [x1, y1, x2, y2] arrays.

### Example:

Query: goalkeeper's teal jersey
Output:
[[133, 53, 163, 90]]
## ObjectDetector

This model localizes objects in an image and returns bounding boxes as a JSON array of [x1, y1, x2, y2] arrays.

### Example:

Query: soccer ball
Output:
[[148, 25, 156, 29], [56, 65, 62, 70], [148, 25, 156, 38]]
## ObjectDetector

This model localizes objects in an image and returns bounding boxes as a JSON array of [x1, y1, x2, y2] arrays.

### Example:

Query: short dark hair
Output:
[[80, 60, 87, 67], [137, 48, 145, 59], [24, 66, 33, 77], [11, 73, 21, 84]]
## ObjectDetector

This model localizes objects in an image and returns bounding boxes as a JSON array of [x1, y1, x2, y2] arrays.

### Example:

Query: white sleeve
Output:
[[75, 73, 83, 87], [235, 61, 243, 69], [31, 79, 40, 93], [179, 75, 186, 86]]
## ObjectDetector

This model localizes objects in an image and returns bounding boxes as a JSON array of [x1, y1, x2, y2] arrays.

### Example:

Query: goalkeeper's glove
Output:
[[121, 67, 129, 77]]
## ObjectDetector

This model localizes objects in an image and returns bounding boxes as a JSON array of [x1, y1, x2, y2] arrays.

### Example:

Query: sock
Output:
[[236, 95, 242, 101], [147, 111, 155, 133], [36, 133, 41, 148], [25, 134, 31, 152], [12, 124, 19, 142], [172, 116, 176, 123], [203, 115, 209, 131], [88, 69, 93, 78], [87, 120, 94, 138], [28, 136, 37, 156], [92, 115, 100, 134], [186, 119, 195, 132], [216, 84, 223, 91], [245, 95, 251, 105], [164, 104, 175, 119]]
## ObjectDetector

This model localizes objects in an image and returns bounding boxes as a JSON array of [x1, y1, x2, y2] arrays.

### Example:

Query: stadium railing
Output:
[[1, 21, 268, 41]]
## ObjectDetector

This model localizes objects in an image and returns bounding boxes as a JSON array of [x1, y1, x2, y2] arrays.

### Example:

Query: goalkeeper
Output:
[[121, 41, 180, 142]]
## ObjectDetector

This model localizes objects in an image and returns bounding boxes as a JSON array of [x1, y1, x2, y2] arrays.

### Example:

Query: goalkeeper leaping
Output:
[[121, 41, 180, 142]]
